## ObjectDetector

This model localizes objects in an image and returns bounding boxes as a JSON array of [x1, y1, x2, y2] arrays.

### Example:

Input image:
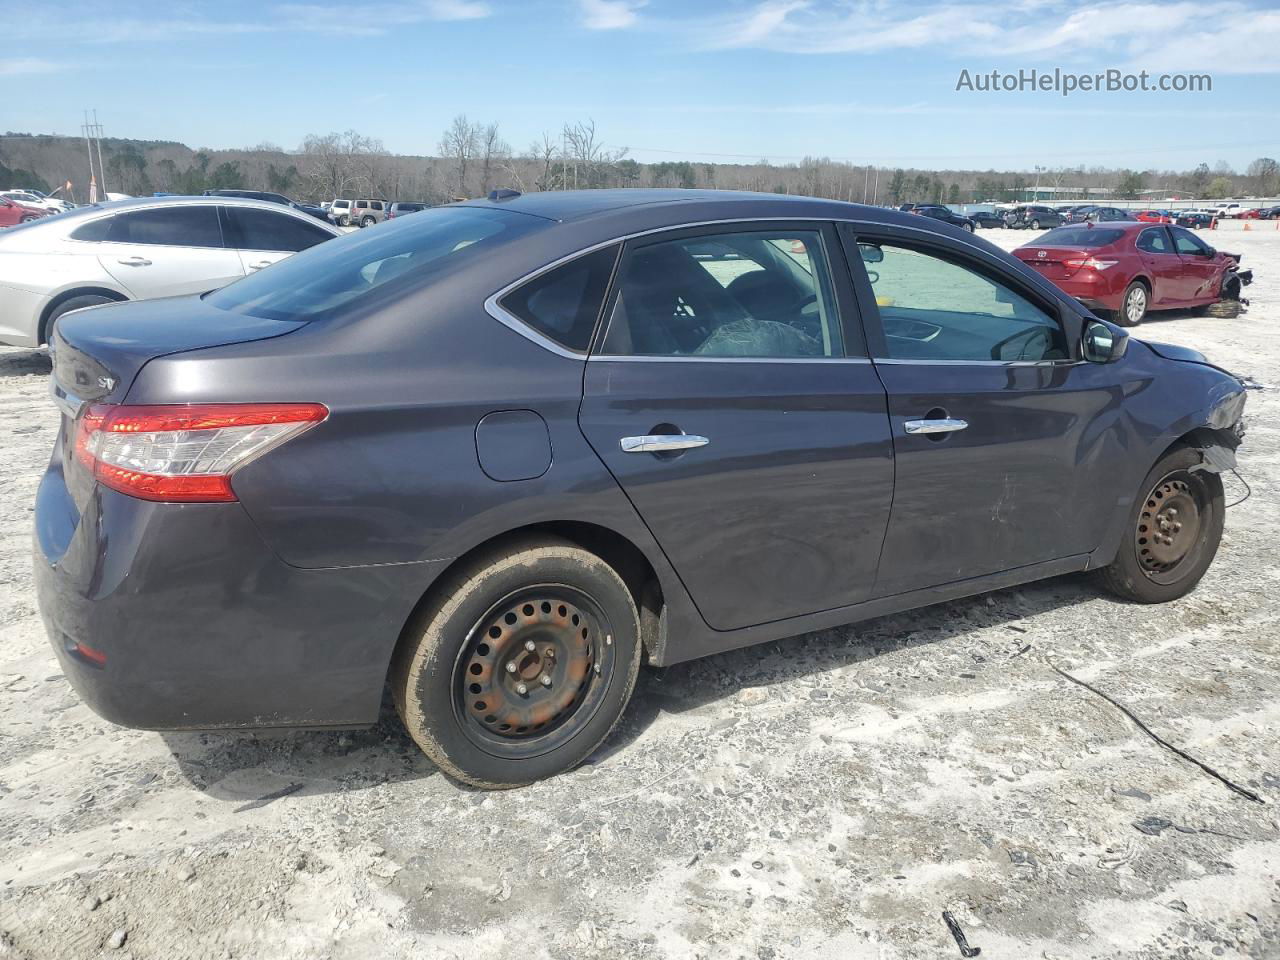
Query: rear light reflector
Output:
[[74, 402, 328, 502], [1063, 258, 1118, 271]]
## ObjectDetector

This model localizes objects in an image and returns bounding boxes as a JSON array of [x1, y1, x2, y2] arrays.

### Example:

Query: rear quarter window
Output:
[[498, 245, 620, 353]]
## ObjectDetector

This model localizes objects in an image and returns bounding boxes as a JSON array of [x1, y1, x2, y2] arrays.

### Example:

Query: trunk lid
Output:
[[51, 294, 307, 406], [1013, 245, 1094, 281]]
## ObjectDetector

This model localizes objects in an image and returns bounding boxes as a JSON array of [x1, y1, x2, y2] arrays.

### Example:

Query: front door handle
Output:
[[247, 260, 273, 271], [904, 418, 968, 435], [620, 434, 710, 454], [116, 256, 152, 266]]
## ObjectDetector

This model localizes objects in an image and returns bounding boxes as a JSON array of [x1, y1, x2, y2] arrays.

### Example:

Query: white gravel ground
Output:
[[0, 223, 1277, 960]]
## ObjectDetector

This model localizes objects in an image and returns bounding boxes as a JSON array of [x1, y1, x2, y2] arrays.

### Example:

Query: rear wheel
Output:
[[392, 538, 642, 788], [1030, 218, 1042, 230], [361, 216, 376, 227], [43, 293, 122, 343], [1095, 447, 1224, 603], [1117, 280, 1148, 326]]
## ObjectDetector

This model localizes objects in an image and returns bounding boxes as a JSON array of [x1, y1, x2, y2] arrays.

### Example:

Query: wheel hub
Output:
[[462, 595, 596, 738], [1136, 478, 1201, 573]]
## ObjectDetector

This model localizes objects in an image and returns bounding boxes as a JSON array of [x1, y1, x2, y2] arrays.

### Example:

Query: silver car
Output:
[[0, 196, 341, 347]]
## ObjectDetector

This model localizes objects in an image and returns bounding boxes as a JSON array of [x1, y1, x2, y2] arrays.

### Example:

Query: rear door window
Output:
[[598, 228, 843, 358], [1137, 228, 1172, 253], [222, 206, 333, 252], [498, 245, 620, 353], [104, 206, 223, 248]]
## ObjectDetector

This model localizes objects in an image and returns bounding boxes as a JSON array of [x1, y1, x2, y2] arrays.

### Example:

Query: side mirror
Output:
[[859, 243, 884, 263], [1082, 320, 1128, 363]]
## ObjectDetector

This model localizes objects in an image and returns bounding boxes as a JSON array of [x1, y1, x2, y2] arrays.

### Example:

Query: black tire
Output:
[[965, 221, 975, 232], [361, 216, 376, 227], [339, 214, 350, 226], [44, 293, 121, 343], [1095, 447, 1224, 604], [1117, 280, 1148, 326], [391, 538, 642, 788]]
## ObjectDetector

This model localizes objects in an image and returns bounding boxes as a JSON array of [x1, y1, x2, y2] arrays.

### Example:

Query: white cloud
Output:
[[704, 0, 1280, 74], [0, 57, 69, 76], [580, 0, 647, 30]]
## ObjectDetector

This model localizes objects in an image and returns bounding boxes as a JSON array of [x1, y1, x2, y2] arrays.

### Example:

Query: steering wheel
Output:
[[990, 327, 1050, 361]]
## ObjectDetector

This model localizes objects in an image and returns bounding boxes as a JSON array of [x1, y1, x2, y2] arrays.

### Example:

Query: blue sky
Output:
[[3, 0, 1279, 170]]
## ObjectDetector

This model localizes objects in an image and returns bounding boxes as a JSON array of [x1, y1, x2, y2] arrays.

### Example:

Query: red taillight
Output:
[[73, 402, 328, 503], [1063, 257, 1118, 271]]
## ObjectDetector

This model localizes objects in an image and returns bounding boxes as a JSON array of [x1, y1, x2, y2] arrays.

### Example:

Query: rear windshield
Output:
[[1034, 226, 1125, 248], [206, 206, 542, 322]]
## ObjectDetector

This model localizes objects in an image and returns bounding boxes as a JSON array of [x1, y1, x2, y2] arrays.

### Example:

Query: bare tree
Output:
[[477, 123, 511, 196], [525, 133, 564, 191], [298, 130, 386, 200], [561, 119, 628, 189], [438, 115, 479, 198]]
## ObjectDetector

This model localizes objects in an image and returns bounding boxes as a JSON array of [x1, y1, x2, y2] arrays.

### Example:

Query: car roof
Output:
[[7, 194, 342, 236], [454, 188, 925, 228]]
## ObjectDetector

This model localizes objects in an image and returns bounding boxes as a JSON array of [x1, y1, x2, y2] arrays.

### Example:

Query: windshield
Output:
[[207, 205, 544, 322], [1034, 226, 1126, 247]]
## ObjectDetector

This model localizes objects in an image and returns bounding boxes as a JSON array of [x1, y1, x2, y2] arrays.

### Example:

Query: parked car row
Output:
[[31, 188, 1246, 788]]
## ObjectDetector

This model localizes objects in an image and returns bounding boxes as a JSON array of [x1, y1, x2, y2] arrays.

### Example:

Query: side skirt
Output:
[[654, 554, 1092, 666]]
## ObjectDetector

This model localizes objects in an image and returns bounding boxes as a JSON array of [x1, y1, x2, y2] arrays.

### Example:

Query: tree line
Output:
[[2, 124, 1277, 206]]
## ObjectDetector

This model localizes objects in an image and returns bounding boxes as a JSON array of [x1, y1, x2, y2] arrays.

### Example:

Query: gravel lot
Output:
[[1, 224, 1277, 960]]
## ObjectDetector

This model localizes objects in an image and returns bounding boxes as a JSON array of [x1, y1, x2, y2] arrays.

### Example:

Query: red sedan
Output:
[[1132, 210, 1172, 223], [1013, 222, 1244, 326], [0, 195, 49, 228]]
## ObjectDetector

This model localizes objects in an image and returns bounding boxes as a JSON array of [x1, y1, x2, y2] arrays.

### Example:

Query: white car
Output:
[[1213, 202, 1242, 218], [0, 196, 342, 348], [2, 189, 71, 214]]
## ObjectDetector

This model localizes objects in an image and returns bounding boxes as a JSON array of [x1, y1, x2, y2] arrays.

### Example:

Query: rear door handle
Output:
[[904, 418, 968, 435], [116, 256, 152, 266], [620, 434, 709, 453]]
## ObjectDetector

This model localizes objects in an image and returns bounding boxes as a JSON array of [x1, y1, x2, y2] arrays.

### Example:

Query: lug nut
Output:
[[505, 662, 517, 673], [525, 640, 537, 652], [594, 663, 602, 676], [516, 683, 528, 695], [545, 647, 555, 658], [605, 635, 613, 646], [540, 675, 552, 687]]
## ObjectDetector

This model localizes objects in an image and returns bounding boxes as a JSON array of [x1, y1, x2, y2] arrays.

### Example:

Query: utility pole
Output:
[[81, 109, 108, 198], [872, 167, 879, 205], [863, 166, 869, 204], [94, 111, 108, 196]]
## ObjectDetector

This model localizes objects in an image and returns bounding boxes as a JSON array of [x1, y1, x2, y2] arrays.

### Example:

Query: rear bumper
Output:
[[34, 455, 445, 730]]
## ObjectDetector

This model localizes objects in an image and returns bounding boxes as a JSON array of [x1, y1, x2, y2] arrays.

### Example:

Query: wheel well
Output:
[[390, 522, 667, 679], [1130, 275, 1152, 295], [39, 287, 126, 345]]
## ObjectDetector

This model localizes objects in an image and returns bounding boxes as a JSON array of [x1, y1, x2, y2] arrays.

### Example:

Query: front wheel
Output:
[[1030, 218, 1042, 230], [361, 216, 376, 227], [1095, 447, 1224, 603], [338, 214, 350, 226], [391, 538, 642, 788]]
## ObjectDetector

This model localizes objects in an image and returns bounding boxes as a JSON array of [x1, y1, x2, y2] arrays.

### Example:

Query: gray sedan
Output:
[[36, 189, 1245, 787]]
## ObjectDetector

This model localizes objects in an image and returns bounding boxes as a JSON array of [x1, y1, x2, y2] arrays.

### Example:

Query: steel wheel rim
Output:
[[1126, 286, 1146, 323], [452, 584, 617, 760], [1135, 471, 1209, 584]]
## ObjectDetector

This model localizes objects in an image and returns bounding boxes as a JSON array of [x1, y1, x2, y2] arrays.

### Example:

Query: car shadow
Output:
[[160, 571, 1108, 798], [0, 348, 50, 377], [590, 572, 1107, 763]]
